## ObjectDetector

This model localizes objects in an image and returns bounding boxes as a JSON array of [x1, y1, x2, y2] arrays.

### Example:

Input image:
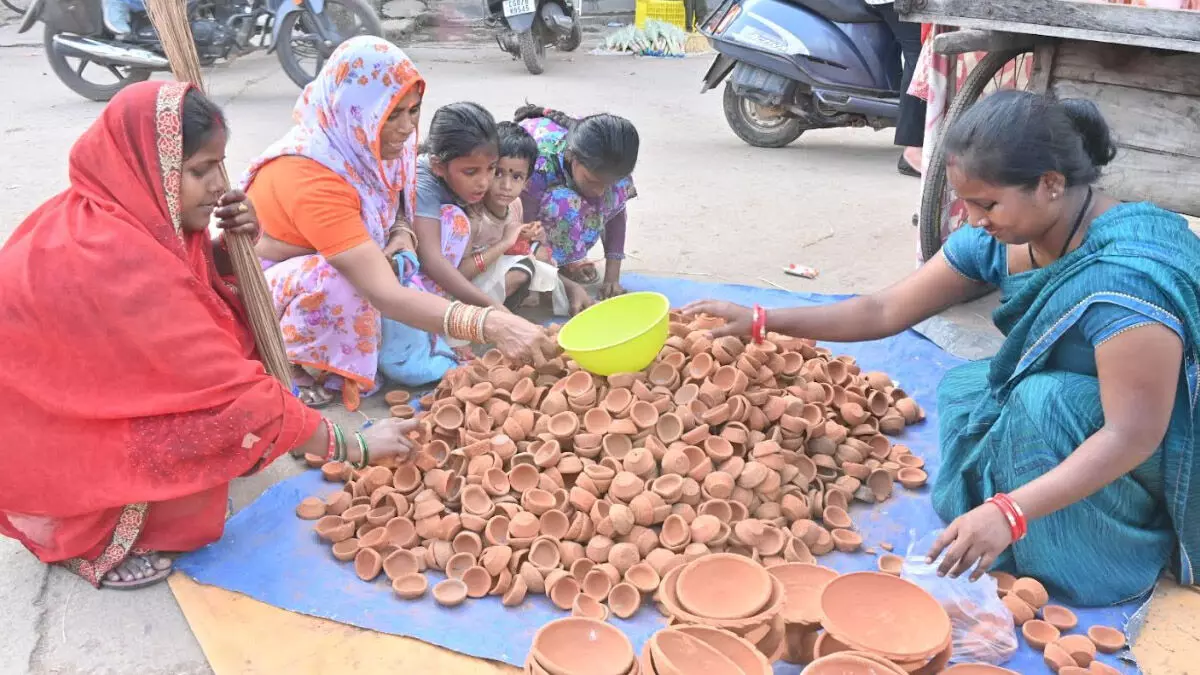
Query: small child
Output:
[[462, 122, 589, 314]]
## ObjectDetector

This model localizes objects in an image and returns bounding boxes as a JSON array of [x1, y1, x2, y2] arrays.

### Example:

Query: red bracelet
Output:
[[322, 419, 337, 461], [474, 253, 486, 273], [751, 304, 767, 344], [986, 493, 1027, 542]]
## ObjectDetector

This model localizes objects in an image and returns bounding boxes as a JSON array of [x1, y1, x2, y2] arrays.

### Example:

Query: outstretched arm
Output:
[[413, 214, 501, 308], [684, 252, 989, 341]]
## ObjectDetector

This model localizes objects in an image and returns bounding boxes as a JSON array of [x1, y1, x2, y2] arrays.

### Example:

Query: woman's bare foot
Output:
[[100, 553, 173, 589]]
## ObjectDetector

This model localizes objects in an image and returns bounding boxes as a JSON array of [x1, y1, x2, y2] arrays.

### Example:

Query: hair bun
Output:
[[1061, 98, 1117, 169]]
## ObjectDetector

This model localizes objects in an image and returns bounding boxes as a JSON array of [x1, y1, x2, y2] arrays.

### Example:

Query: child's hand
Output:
[[520, 221, 543, 242]]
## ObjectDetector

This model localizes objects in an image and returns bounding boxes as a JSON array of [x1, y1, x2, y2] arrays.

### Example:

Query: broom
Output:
[[144, 0, 294, 392]]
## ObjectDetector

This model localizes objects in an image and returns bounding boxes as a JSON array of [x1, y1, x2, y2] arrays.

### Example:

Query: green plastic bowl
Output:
[[557, 292, 670, 376]]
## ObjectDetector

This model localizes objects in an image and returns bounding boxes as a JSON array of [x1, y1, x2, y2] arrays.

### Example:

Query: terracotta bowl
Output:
[[1021, 620, 1060, 652], [608, 582, 641, 619], [392, 573, 428, 600], [877, 554, 903, 576], [1087, 625, 1126, 654], [801, 653, 903, 674], [296, 497, 326, 520], [939, 666, 1020, 675], [766, 562, 839, 627], [896, 468, 928, 490], [432, 578, 468, 607], [818, 572, 951, 663], [1041, 605, 1078, 632], [649, 630, 742, 675], [330, 539, 359, 562], [530, 617, 635, 675], [674, 625, 772, 675], [675, 553, 772, 620]]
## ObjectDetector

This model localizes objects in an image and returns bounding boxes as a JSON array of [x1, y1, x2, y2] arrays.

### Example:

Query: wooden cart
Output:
[[897, 0, 1200, 260]]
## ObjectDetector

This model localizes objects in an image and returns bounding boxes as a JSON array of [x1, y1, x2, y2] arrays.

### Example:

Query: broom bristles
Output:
[[145, 0, 294, 392]]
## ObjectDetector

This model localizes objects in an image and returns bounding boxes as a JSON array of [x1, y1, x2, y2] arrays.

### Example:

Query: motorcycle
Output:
[[18, 0, 383, 101], [699, 0, 901, 148], [486, 0, 582, 75]]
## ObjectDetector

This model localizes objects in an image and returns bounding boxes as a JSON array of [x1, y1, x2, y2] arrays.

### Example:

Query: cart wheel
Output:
[[919, 48, 1035, 261]]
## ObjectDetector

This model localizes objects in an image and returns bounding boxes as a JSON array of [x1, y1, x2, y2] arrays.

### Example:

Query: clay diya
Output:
[[571, 594, 609, 621], [608, 582, 641, 619], [821, 506, 852, 530], [1042, 605, 1078, 632], [392, 573, 428, 600], [296, 497, 326, 520], [1044, 643, 1076, 672], [432, 578, 468, 607], [1002, 594, 1036, 625], [877, 554, 903, 576], [383, 549, 420, 579], [1087, 625, 1125, 654], [549, 575, 582, 611], [462, 565, 492, 598], [675, 553, 772, 620], [819, 572, 951, 663], [650, 629, 742, 675], [897, 467, 928, 489], [1012, 577, 1050, 609], [830, 529, 862, 552], [1057, 634, 1097, 667], [1022, 620, 1061, 651], [354, 548, 382, 581], [331, 539, 359, 562]]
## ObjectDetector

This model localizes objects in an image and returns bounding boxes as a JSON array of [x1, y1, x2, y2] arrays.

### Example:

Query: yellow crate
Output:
[[635, 0, 688, 30]]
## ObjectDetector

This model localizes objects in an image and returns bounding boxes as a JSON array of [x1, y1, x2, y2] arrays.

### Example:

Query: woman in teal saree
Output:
[[686, 90, 1199, 606]]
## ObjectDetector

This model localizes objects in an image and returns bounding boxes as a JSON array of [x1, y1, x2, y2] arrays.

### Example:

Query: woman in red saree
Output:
[[0, 81, 415, 589]]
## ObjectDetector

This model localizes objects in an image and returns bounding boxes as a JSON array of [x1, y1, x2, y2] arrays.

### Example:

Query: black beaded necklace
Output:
[[1029, 186, 1093, 269]]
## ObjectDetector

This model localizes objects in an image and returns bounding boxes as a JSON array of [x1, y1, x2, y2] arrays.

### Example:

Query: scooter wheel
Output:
[[519, 28, 545, 75], [43, 25, 151, 102], [722, 82, 804, 149]]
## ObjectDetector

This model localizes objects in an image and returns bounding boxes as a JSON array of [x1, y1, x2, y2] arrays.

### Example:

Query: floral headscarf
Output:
[[240, 36, 425, 246]]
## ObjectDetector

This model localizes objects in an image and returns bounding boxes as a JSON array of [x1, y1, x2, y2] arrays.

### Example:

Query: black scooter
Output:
[[486, 0, 582, 75]]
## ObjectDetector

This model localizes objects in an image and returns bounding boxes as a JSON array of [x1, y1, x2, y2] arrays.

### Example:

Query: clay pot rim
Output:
[[658, 563, 785, 630], [764, 562, 839, 626], [673, 625, 772, 675], [531, 617, 634, 675], [432, 578, 468, 606], [819, 572, 951, 662]]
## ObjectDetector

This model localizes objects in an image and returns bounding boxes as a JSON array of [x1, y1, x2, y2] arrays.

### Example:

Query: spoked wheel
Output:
[[721, 82, 805, 148], [276, 0, 383, 88], [919, 48, 1035, 261], [43, 26, 151, 101]]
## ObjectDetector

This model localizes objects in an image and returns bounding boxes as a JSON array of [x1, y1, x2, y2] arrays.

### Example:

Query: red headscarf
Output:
[[0, 81, 319, 584]]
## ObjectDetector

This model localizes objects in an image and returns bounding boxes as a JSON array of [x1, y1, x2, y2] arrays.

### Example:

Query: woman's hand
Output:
[[213, 190, 259, 240], [383, 223, 416, 258], [485, 311, 550, 364], [563, 278, 593, 315], [925, 502, 1014, 581], [598, 281, 625, 300], [360, 417, 420, 464], [681, 300, 754, 338]]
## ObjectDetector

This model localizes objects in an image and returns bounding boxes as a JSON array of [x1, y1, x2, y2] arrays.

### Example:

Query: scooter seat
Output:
[[781, 0, 881, 23]]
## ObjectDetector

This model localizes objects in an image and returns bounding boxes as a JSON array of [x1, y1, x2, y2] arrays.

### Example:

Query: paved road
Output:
[[0, 14, 923, 673]]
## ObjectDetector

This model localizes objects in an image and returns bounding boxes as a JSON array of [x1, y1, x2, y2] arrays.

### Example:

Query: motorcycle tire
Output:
[[558, 21, 582, 52], [519, 28, 545, 75], [276, 0, 384, 89], [43, 25, 151, 102], [721, 82, 804, 149]]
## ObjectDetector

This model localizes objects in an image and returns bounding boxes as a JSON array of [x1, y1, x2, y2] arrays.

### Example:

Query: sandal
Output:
[[297, 384, 334, 409], [561, 260, 600, 285], [100, 553, 174, 590]]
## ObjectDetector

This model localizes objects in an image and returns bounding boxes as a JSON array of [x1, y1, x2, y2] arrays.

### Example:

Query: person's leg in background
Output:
[[102, 0, 144, 39], [876, 3, 927, 177]]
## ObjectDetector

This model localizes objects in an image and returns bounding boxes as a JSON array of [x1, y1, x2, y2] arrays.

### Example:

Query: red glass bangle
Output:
[[751, 304, 767, 344], [987, 493, 1027, 542], [474, 253, 486, 273], [323, 418, 337, 461]]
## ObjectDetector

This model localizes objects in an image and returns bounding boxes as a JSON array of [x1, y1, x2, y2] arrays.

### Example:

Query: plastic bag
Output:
[[900, 530, 1019, 665]]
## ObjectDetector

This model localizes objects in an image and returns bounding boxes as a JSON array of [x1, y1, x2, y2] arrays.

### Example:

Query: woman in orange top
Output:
[[243, 36, 545, 409]]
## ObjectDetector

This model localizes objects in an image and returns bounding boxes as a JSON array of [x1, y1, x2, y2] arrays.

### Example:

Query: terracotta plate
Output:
[[675, 554, 772, 620], [531, 617, 634, 675], [767, 563, 839, 626], [940, 665, 1020, 675], [818, 572, 951, 662], [803, 653, 901, 674]]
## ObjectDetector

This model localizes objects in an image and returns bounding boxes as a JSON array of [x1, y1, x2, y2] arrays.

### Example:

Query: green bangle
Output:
[[332, 424, 347, 463], [353, 432, 370, 470]]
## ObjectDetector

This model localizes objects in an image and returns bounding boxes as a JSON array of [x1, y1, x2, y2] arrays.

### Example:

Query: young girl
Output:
[[514, 104, 640, 300], [461, 122, 591, 316]]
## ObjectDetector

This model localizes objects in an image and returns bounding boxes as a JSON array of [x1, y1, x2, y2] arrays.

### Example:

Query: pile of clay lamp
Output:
[[992, 573, 1126, 674], [296, 310, 934, 621]]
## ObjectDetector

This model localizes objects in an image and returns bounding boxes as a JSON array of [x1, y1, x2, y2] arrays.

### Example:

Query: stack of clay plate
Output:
[[765, 562, 840, 663], [654, 553, 786, 660], [639, 626, 773, 675], [803, 572, 954, 674], [527, 617, 638, 675]]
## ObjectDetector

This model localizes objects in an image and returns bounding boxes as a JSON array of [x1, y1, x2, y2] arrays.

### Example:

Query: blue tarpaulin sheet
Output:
[[176, 274, 1139, 673]]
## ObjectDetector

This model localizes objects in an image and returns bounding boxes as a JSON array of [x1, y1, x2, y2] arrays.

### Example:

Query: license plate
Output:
[[503, 0, 535, 16]]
